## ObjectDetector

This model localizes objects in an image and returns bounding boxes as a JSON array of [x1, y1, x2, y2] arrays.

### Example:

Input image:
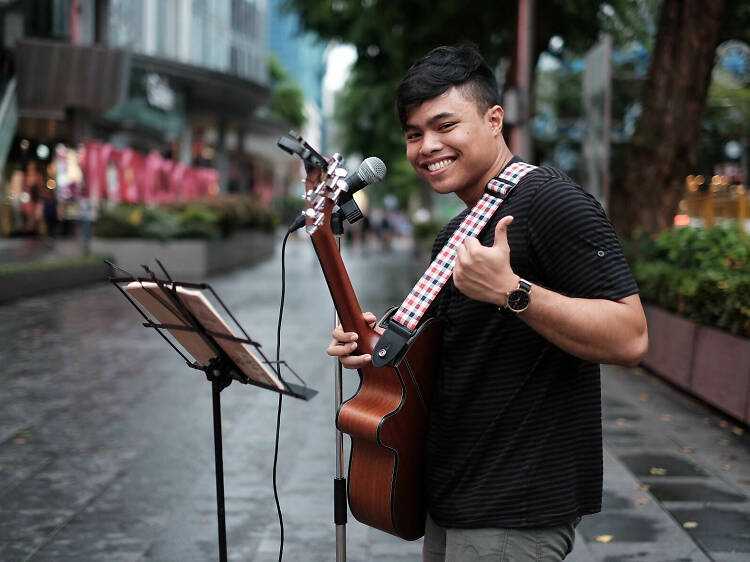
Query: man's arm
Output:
[[453, 216, 648, 367]]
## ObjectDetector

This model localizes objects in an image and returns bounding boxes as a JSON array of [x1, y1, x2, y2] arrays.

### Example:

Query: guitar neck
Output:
[[311, 227, 376, 356]]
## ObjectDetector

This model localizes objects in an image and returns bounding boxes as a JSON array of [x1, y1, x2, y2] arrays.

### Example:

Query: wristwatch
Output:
[[505, 278, 532, 313]]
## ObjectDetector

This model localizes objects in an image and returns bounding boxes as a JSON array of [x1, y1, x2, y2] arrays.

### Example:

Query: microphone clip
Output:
[[337, 192, 364, 225]]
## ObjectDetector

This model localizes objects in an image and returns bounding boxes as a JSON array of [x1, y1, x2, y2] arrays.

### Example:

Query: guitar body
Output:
[[338, 316, 442, 541]]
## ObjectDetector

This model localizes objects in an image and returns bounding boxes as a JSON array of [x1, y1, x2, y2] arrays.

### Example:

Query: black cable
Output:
[[272, 226, 295, 562]]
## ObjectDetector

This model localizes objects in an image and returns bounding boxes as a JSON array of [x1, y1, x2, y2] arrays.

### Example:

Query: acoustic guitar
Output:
[[302, 152, 442, 541]]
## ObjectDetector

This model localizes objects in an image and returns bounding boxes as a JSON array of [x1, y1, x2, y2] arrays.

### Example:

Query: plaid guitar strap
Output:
[[371, 161, 537, 367]]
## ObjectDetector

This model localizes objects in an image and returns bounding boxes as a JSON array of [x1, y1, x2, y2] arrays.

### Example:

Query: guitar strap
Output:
[[372, 161, 537, 367]]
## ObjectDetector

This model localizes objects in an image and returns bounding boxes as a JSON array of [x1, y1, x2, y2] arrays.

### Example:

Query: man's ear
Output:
[[487, 105, 504, 136]]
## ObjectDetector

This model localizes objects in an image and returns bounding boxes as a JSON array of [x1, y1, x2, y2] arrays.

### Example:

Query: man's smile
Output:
[[425, 158, 456, 172]]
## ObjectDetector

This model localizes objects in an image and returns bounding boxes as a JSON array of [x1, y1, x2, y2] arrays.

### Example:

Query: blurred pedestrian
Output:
[[78, 185, 95, 255], [42, 188, 60, 244], [26, 182, 41, 235], [326, 43, 648, 561]]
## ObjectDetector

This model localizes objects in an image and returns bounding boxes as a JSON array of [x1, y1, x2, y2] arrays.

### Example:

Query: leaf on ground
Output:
[[596, 535, 614, 543], [650, 467, 667, 476], [719, 438, 730, 446], [681, 446, 696, 453], [634, 498, 650, 505], [660, 414, 672, 422], [638, 393, 649, 402], [683, 521, 699, 529], [633, 483, 651, 491], [732, 426, 744, 436], [616, 418, 629, 426]]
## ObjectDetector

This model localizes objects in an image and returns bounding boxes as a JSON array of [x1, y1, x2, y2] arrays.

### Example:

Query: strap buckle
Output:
[[372, 317, 413, 367]]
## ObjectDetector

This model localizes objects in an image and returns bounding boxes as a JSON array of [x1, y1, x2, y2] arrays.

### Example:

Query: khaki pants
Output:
[[423, 514, 578, 561]]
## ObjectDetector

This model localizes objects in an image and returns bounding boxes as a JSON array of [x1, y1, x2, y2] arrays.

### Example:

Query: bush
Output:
[[625, 226, 750, 338], [94, 196, 278, 240]]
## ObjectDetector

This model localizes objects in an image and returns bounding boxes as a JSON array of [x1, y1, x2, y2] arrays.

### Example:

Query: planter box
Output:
[[91, 230, 275, 279], [643, 304, 750, 424], [691, 325, 750, 423], [642, 305, 697, 390], [0, 261, 111, 303]]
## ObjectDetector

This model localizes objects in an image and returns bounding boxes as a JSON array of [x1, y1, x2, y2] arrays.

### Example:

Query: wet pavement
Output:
[[1, 235, 749, 561]]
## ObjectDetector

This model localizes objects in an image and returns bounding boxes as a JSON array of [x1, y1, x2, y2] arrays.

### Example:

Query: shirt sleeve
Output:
[[526, 177, 639, 301]]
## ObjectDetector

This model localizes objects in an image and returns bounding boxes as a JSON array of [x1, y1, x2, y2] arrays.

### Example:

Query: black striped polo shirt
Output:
[[424, 162, 638, 529]]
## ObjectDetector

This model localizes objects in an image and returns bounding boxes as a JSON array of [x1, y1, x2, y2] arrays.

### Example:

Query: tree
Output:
[[609, 0, 749, 235], [268, 54, 307, 130]]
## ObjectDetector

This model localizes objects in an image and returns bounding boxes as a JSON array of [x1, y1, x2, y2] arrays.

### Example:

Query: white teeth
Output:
[[427, 159, 454, 172]]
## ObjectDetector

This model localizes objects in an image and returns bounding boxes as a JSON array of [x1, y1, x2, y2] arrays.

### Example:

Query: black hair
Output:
[[395, 42, 500, 129]]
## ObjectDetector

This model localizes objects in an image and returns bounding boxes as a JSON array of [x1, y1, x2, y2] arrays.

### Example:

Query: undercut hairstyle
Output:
[[396, 42, 500, 129]]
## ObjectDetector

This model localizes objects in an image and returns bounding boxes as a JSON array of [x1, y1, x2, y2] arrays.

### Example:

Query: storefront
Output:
[[2, 37, 283, 238]]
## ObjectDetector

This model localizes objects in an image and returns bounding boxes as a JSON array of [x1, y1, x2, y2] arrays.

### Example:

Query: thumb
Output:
[[493, 215, 514, 247]]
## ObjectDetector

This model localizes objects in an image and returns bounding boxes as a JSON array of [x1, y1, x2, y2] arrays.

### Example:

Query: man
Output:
[[327, 43, 648, 561]]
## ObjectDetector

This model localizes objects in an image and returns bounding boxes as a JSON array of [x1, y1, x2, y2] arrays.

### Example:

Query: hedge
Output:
[[624, 226, 750, 338], [94, 196, 279, 241]]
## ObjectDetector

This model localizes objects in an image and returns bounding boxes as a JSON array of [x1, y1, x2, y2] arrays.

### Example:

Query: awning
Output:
[[130, 53, 270, 116], [15, 38, 129, 116]]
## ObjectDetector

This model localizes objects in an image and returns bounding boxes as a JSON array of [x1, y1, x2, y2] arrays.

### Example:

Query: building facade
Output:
[[0, 0, 302, 237]]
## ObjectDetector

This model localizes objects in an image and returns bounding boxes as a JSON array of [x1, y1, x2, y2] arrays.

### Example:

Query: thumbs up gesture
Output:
[[453, 215, 520, 306]]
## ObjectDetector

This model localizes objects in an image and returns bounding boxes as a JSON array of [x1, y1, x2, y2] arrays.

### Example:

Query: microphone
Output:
[[287, 157, 387, 232], [337, 157, 386, 225], [342, 157, 387, 195]]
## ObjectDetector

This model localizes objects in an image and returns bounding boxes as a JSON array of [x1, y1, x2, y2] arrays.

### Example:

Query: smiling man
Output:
[[328, 42, 648, 561]]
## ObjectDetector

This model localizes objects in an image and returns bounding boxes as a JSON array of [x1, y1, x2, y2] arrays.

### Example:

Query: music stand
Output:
[[109, 261, 316, 562]]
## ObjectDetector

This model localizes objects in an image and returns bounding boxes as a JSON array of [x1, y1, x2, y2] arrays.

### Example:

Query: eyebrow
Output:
[[404, 111, 458, 131]]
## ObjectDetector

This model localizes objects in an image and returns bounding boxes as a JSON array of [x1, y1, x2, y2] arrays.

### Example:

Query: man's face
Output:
[[404, 86, 504, 204]]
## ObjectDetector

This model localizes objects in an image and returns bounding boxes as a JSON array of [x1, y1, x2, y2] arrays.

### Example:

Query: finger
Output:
[[493, 215, 514, 247], [363, 311, 378, 328], [453, 260, 464, 289], [327, 338, 358, 357], [462, 236, 480, 254], [456, 242, 467, 264], [332, 325, 358, 342], [340, 354, 372, 370]]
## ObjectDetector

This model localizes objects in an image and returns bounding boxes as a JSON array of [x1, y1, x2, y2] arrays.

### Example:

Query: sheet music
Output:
[[124, 281, 284, 390]]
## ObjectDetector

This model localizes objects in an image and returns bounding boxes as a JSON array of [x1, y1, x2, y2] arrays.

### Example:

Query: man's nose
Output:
[[420, 131, 443, 155]]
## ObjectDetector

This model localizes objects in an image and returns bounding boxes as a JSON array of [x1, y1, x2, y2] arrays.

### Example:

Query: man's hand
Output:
[[327, 312, 383, 370], [453, 215, 519, 306]]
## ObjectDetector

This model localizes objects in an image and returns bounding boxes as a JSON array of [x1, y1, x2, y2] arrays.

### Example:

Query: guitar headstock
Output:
[[302, 153, 350, 236]]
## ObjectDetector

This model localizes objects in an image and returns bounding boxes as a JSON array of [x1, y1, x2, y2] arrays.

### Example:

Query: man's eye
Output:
[[406, 133, 421, 141], [439, 123, 455, 130]]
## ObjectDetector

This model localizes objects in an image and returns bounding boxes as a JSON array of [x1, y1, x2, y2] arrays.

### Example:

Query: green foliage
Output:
[[94, 197, 278, 241], [268, 53, 307, 129], [624, 226, 750, 337], [287, 0, 620, 204]]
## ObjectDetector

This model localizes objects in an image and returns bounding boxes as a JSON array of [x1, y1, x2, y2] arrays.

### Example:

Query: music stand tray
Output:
[[110, 262, 316, 561]]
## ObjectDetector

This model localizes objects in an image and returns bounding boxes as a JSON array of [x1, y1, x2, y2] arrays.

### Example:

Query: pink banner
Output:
[[81, 139, 220, 204]]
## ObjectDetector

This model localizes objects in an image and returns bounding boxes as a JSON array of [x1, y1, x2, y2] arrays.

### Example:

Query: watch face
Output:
[[507, 289, 530, 312]]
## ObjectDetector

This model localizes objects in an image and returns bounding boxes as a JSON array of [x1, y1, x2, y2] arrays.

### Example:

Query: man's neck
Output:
[[459, 149, 515, 207]]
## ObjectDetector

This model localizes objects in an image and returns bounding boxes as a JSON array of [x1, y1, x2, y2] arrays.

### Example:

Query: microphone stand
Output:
[[331, 210, 348, 562]]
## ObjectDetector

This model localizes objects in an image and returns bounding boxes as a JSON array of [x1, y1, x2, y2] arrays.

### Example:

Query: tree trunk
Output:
[[609, 0, 725, 237]]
